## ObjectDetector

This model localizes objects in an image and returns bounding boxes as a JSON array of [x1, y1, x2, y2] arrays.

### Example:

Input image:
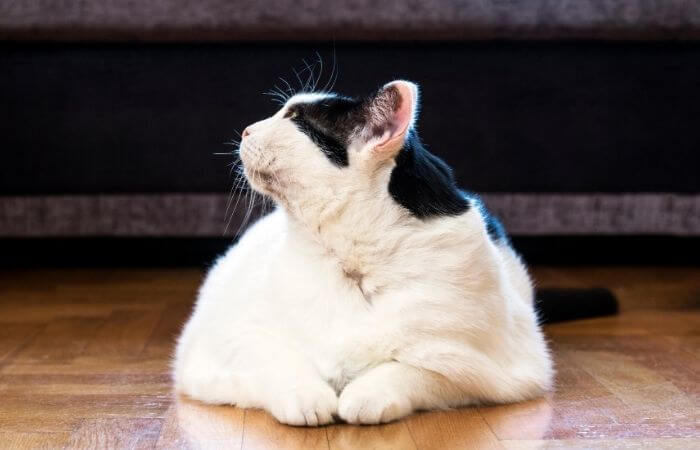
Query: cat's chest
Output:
[[262, 247, 395, 384]]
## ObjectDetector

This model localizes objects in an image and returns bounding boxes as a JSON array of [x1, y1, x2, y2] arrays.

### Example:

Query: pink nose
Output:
[[242, 127, 251, 138]]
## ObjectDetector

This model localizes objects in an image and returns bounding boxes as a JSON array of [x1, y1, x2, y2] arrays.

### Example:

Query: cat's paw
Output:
[[338, 382, 413, 424], [269, 382, 338, 426]]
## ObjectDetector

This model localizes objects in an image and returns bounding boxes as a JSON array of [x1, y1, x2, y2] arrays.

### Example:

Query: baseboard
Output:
[[1, 236, 697, 268]]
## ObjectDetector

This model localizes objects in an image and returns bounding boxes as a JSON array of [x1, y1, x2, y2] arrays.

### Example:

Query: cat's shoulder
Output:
[[457, 192, 509, 245]]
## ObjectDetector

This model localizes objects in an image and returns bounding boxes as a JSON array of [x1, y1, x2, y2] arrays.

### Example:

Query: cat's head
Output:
[[238, 80, 419, 214]]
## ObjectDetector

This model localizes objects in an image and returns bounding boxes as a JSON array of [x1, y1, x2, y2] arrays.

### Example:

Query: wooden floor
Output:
[[0, 267, 698, 449]]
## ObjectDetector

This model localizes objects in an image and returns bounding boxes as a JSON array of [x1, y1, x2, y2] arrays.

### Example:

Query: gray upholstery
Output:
[[1, 0, 699, 41], [2, 194, 698, 237]]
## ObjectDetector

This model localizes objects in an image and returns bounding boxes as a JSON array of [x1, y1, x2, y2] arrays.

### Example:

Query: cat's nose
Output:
[[242, 127, 251, 138]]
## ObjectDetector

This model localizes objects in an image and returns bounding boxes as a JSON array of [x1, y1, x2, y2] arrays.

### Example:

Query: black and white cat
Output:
[[174, 80, 553, 426]]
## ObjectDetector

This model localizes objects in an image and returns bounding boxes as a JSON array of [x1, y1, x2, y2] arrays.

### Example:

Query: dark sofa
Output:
[[1, 1, 698, 265]]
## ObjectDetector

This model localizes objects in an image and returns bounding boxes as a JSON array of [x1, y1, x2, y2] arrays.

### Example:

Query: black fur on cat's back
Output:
[[388, 131, 470, 219], [389, 132, 508, 243]]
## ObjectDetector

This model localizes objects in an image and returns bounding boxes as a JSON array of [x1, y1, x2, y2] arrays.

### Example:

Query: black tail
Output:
[[535, 288, 619, 324]]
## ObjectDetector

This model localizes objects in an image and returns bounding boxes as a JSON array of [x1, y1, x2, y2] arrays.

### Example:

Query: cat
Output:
[[174, 80, 553, 426]]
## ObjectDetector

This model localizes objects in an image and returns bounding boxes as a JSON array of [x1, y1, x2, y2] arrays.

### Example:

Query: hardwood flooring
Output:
[[0, 267, 698, 449]]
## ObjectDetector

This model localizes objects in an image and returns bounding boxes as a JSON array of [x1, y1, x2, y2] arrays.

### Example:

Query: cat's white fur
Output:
[[174, 81, 553, 426]]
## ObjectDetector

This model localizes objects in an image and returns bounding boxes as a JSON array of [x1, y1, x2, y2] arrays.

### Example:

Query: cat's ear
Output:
[[363, 80, 419, 158]]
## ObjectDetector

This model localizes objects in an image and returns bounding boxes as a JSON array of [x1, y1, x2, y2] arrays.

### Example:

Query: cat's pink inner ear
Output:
[[375, 81, 416, 154]]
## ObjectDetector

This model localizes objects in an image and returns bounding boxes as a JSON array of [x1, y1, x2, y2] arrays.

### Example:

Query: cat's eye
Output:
[[283, 109, 298, 119]]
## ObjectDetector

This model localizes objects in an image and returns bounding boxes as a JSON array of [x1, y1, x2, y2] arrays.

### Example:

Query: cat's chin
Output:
[[243, 167, 283, 200], [243, 166, 270, 186]]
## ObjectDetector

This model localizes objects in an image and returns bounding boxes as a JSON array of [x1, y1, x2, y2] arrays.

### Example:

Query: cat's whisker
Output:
[[224, 166, 245, 233], [236, 171, 259, 237], [220, 148, 241, 229], [272, 85, 289, 101], [292, 67, 305, 93], [263, 95, 285, 105], [226, 185, 249, 236], [243, 171, 257, 227], [227, 151, 241, 176], [263, 90, 287, 105], [223, 179, 238, 226], [326, 48, 339, 93], [263, 89, 284, 98], [224, 152, 249, 236], [301, 58, 315, 92], [314, 52, 323, 93], [278, 76, 295, 98], [320, 50, 337, 94], [262, 97, 284, 106], [226, 177, 247, 234]]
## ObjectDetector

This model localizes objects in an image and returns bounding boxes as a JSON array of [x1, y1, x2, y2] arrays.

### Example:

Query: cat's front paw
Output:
[[338, 382, 412, 424], [269, 382, 338, 427]]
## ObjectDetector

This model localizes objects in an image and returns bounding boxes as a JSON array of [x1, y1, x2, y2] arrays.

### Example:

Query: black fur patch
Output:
[[289, 96, 363, 167], [388, 132, 471, 219], [388, 132, 509, 243]]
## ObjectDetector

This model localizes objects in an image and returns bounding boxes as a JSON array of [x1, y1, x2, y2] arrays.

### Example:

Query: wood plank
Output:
[[404, 409, 501, 450], [0, 431, 71, 449], [0, 393, 170, 423], [0, 415, 80, 433], [141, 302, 193, 358], [156, 397, 245, 449], [545, 310, 700, 336], [0, 323, 41, 363], [573, 350, 669, 393], [0, 357, 170, 375], [327, 421, 417, 450], [546, 350, 613, 403], [242, 409, 329, 450], [478, 399, 554, 440], [82, 309, 163, 358], [0, 372, 169, 396], [501, 438, 700, 449], [12, 318, 104, 362], [613, 381, 699, 436], [546, 394, 632, 439], [67, 418, 162, 449], [0, 302, 154, 323]]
